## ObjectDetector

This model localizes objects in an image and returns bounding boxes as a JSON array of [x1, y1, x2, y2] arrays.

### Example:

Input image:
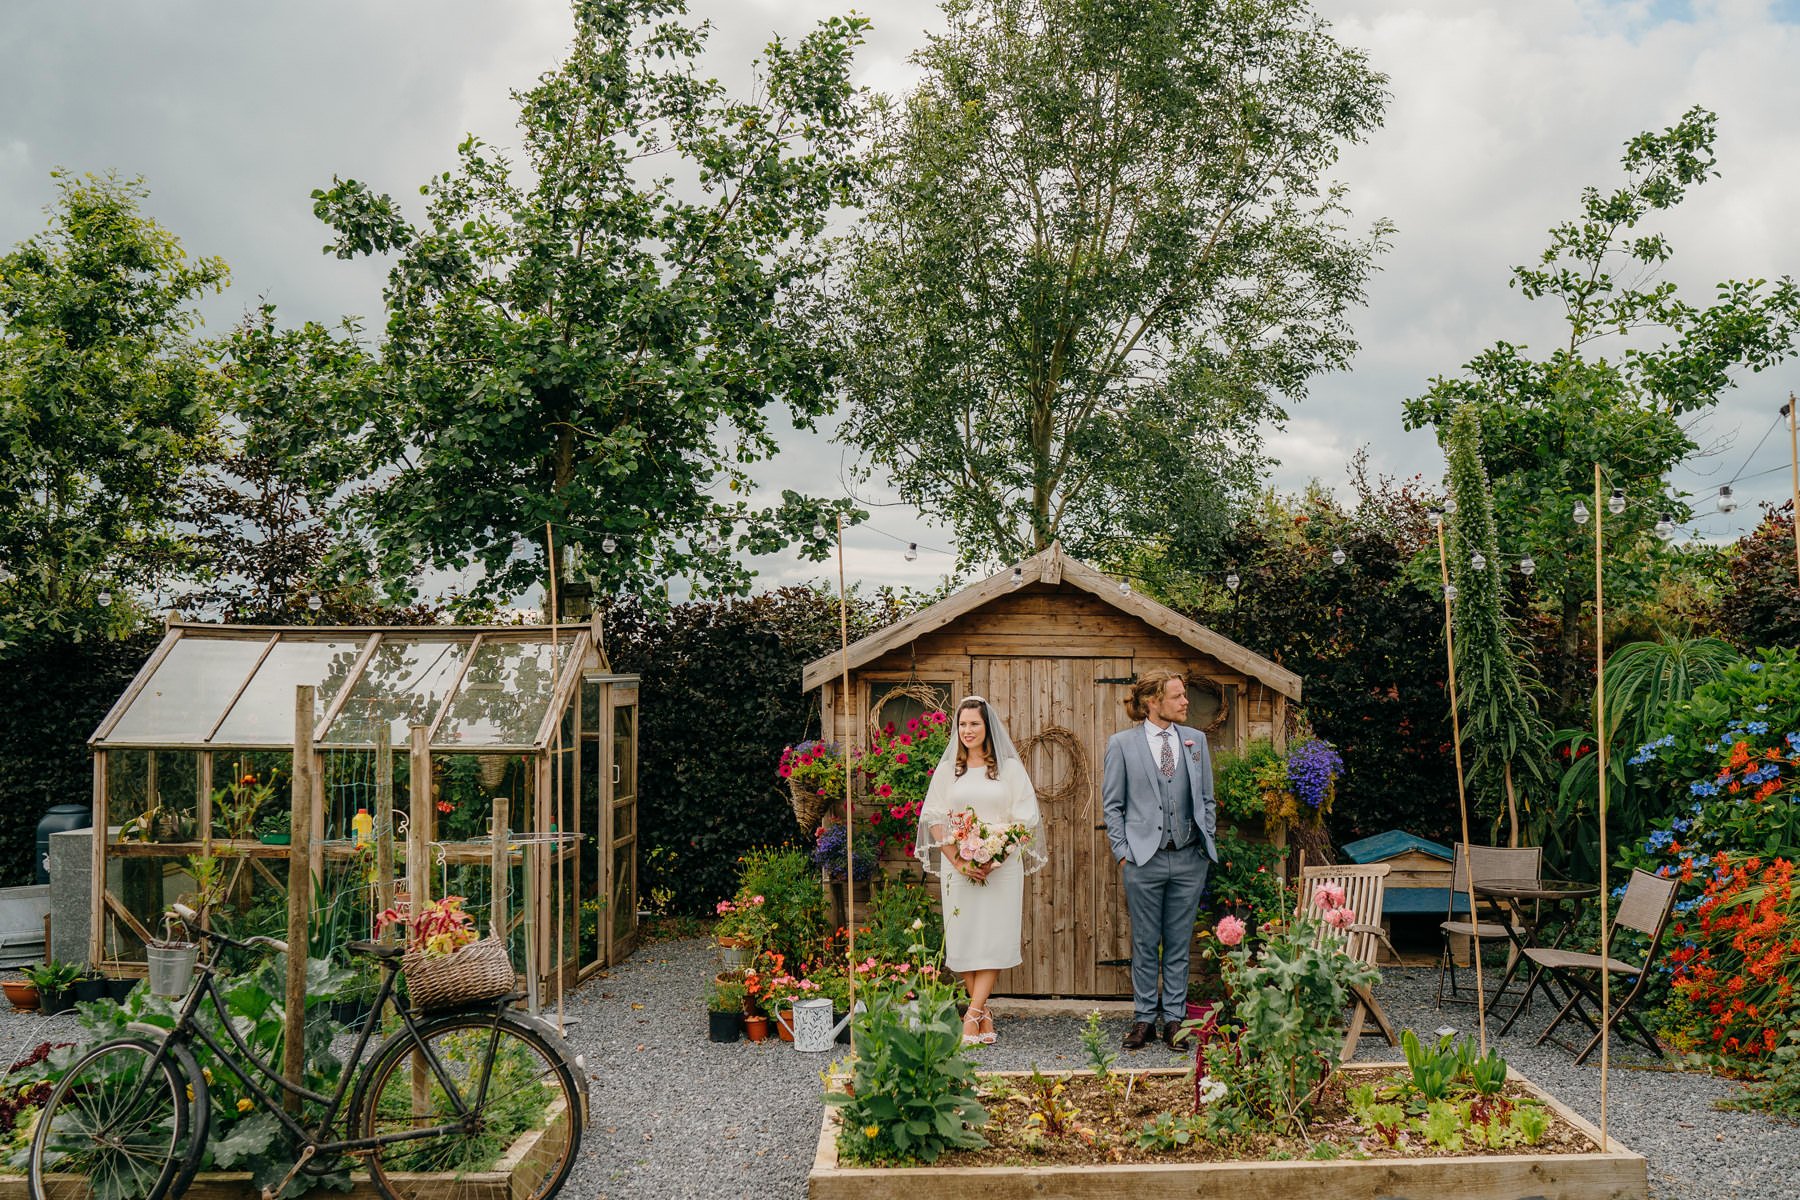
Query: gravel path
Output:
[[2, 942, 1793, 1199]]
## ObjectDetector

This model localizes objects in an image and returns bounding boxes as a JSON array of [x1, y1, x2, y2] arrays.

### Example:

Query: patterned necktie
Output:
[[1158, 730, 1175, 780]]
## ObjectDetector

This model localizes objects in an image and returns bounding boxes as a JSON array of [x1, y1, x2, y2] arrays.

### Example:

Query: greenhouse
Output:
[[85, 618, 640, 1008]]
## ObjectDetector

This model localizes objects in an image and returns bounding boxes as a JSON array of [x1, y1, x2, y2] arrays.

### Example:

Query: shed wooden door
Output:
[[973, 655, 1133, 997]]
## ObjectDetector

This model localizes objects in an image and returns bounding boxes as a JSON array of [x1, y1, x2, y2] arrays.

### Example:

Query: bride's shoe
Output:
[[972, 1006, 997, 1045], [961, 1012, 985, 1047]]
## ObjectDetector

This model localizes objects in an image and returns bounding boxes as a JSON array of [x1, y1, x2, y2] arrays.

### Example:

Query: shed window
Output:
[[868, 680, 953, 737]]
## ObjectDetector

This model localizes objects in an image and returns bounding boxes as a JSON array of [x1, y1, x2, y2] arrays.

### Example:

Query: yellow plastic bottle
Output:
[[352, 807, 374, 846]]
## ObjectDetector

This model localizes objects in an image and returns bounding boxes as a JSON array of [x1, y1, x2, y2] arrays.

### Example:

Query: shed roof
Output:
[[1341, 830, 1454, 864], [802, 543, 1302, 698], [91, 620, 601, 752]]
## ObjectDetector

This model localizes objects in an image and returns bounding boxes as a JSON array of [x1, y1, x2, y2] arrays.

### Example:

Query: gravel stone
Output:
[[0, 945, 1792, 1199]]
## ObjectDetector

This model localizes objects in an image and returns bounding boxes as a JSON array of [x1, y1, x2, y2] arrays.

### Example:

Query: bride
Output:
[[915, 696, 1045, 1045]]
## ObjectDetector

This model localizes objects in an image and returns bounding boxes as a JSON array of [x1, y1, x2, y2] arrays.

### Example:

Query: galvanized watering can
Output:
[[776, 997, 857, 1052]]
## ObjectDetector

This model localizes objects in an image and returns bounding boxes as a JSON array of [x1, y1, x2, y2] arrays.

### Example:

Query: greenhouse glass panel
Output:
[[106, 637, 267, 744], [434, 639, 569, 747], [212, 638, 366, 744], [325, 639, 470, 746]]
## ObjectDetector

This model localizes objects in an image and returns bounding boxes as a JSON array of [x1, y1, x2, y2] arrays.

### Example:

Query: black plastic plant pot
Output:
[[40, 987, 72, 1015], [708, 1010, 742, 1043], [72, 977, 107, 1004], [104, 978, 137, 1002]]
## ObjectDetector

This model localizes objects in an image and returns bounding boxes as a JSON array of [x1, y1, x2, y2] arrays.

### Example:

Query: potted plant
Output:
[[2, 974, 39, 1012], [707, 978, 746, 1043], [743, 1011, 770, 1042], [256, 807, 292, 845], [71, 968, 107, 1004], [713, 895, 772, 967], [24, 960, 82, 1014], [102, 975, 138, 1002]]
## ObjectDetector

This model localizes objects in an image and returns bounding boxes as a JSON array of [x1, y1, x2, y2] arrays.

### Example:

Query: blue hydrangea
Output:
[[1690, 780, 1720, 796], [1671, 817, 1691, 834], [1747, 721, 1770, 736], [1644, 829, 1675, 853]]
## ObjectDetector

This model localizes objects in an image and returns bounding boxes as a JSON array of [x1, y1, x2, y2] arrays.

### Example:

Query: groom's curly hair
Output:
[[1123, 670, 1185, 722]]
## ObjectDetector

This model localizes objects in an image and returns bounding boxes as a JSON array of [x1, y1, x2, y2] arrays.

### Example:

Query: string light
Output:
[[307, 593, 324, 612], [1225, 572, 1240, 593], [1717, 486, 1737, 514], [904, 543, 918, 562], [1654, 518, 1675, 538], [1443, 583, 1458, 601], [1427, 508, 1444, 528], [1330, 548, 1346, 566], [601, 535, 617, 554], [1443, 494, 1459, 516], [1119, 580, 1132, 595], [705, 532, 723, 554], [1572, 500, 1590, 525], [1607, 488, 1627, 516], [1519, 556, 1536, 577], [812, 523, 828, 541], [1470, 552, 1487, 571], [97, 590, 112, 608], [1010, 565, 1024, 587]]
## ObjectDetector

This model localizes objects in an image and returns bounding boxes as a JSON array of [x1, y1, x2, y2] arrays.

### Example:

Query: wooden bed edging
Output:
[[809, 1062, 1647, 1200]]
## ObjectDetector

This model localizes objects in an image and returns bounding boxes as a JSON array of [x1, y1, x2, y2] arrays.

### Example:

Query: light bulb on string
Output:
[[1119, 580, 1132, 596], [97, 590, 113, 608], [705, 533, 723, 555], [1330, 547, 1346, 566], [307, 593, 323, 612], [601, 535, 617, 555], [1608, 487, 1627, 516], [1572, 500, 1590, 525], [1519, 555, 1536, 577], [904, 543, 918, 562], [1443, 494, 1458, 516], [812, 523, 828, 541], [1427, 508, 1443, 528], [1010, 565, 1024, 588], [1470, 552, 1487, 571], [1225, 572, 1240, 593], [1654, 518, 1675, 538], [1717, 486, 1737, 514], [1443, 583, 1458, 601]]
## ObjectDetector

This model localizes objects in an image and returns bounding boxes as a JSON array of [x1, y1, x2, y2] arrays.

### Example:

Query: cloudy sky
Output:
[[5, 0, 1799, 599]]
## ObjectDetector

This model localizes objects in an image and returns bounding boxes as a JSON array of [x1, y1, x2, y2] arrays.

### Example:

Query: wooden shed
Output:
[[801, 543, 1302, 998]]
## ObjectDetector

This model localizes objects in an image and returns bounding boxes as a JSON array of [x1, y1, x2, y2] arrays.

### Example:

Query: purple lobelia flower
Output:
[[1286, 738, 1344, 810]]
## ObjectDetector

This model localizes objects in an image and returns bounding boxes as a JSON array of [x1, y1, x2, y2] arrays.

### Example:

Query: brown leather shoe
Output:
[[1122, 1021, 1155, 1051], [1161, 1021, 1184, 1050]]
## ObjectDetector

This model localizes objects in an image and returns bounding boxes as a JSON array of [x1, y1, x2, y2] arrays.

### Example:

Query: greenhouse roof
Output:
[[91, 621, 602, 751]]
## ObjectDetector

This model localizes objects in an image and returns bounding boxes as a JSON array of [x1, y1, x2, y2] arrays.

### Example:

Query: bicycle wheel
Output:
[[353, 1013, 582, 1200], [28, 1038, 191, 1200]]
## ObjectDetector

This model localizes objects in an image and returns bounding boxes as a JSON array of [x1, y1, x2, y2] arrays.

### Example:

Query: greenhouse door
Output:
[[605, 690, 639, 963], [578, 677, 638, 973]]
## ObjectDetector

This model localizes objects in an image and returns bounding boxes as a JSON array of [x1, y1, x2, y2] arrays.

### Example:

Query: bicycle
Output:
[[28, 903, 586, 1200]]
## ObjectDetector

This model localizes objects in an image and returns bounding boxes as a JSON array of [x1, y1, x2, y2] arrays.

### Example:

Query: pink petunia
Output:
[[1324, 905, 1356, 931], [877, 784, 894, 798]]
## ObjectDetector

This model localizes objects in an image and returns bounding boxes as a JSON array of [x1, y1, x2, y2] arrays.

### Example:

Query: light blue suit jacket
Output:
[[1101, 723, 1219, 867]]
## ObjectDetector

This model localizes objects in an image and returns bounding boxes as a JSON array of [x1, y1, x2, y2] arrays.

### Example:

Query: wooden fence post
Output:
[[283, 687, 315, 1112], [375, 723, 395, 933], [407, 723, 431, 1115], [490, 797, 510, 953]]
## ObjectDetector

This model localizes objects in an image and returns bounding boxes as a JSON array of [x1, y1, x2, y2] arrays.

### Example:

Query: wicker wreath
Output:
[[1186, 676, 1230, 735], [1017, 725, 1089, 811], [868, 679, 952, 740]]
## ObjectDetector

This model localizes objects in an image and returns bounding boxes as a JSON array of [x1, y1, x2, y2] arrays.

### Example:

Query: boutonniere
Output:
[[1183, 739, 1195, 748]]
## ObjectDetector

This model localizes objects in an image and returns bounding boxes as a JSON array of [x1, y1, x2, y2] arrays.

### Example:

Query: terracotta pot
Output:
[[775, 1007, 795, 1041], [2, 980, 38, 1012], [743, 1014, 770, 1043]]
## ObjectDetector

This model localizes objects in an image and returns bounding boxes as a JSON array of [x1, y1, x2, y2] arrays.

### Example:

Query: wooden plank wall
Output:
[[818, 582, 1292, 996]]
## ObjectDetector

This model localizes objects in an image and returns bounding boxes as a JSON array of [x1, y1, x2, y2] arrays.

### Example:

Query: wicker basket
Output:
[[402, 937, 516, 1010]]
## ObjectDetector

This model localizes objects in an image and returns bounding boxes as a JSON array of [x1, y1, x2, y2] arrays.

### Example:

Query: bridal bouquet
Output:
[[946, 809, 1032, 884]]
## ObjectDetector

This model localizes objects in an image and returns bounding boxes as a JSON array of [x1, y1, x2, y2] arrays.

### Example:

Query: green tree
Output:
[[0, 171, 228, 644], [310, 0, 872, 606], [1443, 406, 1551, 842], [1718, 502, 1800, 652], [1403, 108, 1800, 717], [837, 0, 1390, 572]]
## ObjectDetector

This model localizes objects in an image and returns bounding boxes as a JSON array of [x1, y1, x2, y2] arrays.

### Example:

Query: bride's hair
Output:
[[1124, 670, 1184, 721], [953, 698, 999, 780]]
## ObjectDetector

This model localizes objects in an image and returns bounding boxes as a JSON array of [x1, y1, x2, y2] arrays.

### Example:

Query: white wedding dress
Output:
[[938, 759, 1040, 972]]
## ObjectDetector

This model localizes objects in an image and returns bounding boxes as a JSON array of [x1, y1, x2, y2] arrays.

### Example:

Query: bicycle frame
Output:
[[140, 934, 515, 1159]]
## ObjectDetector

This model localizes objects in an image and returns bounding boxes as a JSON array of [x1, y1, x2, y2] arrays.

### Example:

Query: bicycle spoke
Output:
[[30, 1041, 186, 1200]]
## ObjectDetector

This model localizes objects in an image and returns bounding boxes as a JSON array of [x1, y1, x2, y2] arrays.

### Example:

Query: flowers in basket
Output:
[[377, 895, 480, 957], [376, 896, 513, 1009], [946, 808, 1033, 884]]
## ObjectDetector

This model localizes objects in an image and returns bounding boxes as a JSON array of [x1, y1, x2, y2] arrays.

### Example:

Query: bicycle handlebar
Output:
[[169, 903, 288, 955]]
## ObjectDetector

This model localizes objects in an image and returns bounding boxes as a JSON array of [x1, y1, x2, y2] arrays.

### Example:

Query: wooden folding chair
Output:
[[1437, 844, 1541, 1008], [1298, 863, 1400, 1062], [1515, 868, 1679, 1064]]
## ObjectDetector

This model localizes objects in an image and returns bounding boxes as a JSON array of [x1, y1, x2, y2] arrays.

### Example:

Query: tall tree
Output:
[[0, 171, 228, 645], [310, 0, 872, 605], [1443, 406, 1551, 842], [837, 0, 1390, 571], [1403, 108, 1800, 718]]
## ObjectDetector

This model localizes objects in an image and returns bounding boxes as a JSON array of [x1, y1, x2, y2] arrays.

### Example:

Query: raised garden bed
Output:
[[809, 1063, 1647, 1200], [0, 1097, 571, 1200]]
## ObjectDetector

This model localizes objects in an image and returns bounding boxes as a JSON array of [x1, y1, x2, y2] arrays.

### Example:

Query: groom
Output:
[[1101, 670, 1218, 1050]]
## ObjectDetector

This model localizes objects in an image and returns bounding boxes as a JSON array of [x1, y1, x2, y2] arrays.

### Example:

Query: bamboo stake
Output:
[[837, 513, 856, 1054], [375, 723, 395, 935], [407, 723, 431, 1115], [1787, 395, 1800, 590], [491, 796, 510, 958], [1594, 464, 1612, 1151], [283, 687, 315, 1113], [1435, 516, 1487, 1053]]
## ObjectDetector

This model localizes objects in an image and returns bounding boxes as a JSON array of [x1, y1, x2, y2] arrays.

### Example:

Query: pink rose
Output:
[[1325, 905, 1356, 931], [1215, 915, 1247, 946]]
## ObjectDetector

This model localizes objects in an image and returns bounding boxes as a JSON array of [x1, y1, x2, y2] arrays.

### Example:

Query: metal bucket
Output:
[[146, 943, 197, 998]]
